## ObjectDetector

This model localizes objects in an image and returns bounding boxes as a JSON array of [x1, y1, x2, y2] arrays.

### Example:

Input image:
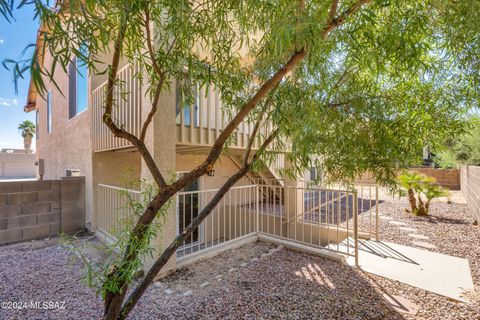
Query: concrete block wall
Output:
[[356, 168, 460, 190], [460, 166, 480, 223], [0, 177, 85, 245], [410, 168, 460, 190]]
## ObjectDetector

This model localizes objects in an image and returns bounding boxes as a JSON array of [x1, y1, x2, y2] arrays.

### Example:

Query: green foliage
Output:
[[2, 1, 479, 314], [1, 1, 478, 187], [0, 0, 13, 21], [18, 120, 35, 138], [397, 171, 424, 191], [65, 180, 171, 299], [435, 117, 480, 168], [396, 172, 449, 215]]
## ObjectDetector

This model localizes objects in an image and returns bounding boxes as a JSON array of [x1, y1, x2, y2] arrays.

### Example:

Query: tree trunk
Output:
[[425, 200, 431, 214], [416, 194, 427, 216], [24, 135, 32, 152], [407, 188, 417, 213]]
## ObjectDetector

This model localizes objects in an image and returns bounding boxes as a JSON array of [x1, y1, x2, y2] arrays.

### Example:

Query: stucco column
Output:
[[141, 79, 177, 277], [283, 158, 303, 237]]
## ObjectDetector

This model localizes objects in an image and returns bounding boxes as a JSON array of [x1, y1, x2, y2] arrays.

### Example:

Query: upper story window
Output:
[[176, 81, 199, 127], [309, 166, 321, 182], [47, 91, 52, 133], [35, 109, 39, 138], [68, 43, 89, 119]]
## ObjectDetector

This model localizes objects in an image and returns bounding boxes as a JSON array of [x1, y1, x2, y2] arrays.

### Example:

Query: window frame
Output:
[[68, 44, 89, 120], [47, 90, 52, 133]]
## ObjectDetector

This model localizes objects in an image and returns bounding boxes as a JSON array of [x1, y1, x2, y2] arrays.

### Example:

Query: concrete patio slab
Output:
[[408, 234, 430, 240], [388, 221, 407, 226], [398, 227, 417, 232], [412, 241, 437, 249], [331, 239, 474, 302], [379, 216, 394, 220]]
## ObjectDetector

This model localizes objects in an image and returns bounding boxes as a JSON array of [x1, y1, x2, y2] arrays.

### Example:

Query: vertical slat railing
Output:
[[176, 185, 258, 261], [176, 84, 279, 151], [95, 184, 141, 241], [92, 63, 142, 152], [95, 181, 363, 265]]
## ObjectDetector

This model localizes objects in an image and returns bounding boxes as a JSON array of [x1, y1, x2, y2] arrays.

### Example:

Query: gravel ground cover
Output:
[[0, 239, 402, 319], [356, 191, 480, 320], [0, 192, 478, 319]]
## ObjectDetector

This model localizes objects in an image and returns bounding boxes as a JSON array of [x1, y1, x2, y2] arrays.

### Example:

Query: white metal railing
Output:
[[176, 185, 258, 260], [354, 184, 380, 240], [91, 63, 284, 152], [175, 84, 276, 150], [256, 184, 361, 258], [95, 184, 141, 241], [94, 182, 381, 266], [92, 64, 142, 152]]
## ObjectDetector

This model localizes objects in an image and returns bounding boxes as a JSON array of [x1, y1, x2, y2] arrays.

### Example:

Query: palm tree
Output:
[[18, 120, 35, 152]]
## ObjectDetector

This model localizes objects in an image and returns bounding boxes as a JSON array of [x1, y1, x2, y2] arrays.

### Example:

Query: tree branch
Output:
[[170, 48, 306, 196], [328, 0, 339, 23], [139, 7, 167, 142], [119, 128, 279, 319], [243, 111, 265, 166], [170, 0, 372, 195], [322, 0, 371, 36], [106, 0, 373, 316], [102, 8, 167, 189]]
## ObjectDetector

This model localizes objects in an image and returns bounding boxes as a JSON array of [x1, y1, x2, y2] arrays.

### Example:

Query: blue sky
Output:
[[0, 6, 38, 150]]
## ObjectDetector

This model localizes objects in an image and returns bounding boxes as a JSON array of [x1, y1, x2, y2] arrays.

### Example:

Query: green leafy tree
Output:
[[3, 0, 480, 319], [0, 0, 13, 21], [18, 120, 35, 138], [18, 120, 35, 151], [435, 117, 480, 168]]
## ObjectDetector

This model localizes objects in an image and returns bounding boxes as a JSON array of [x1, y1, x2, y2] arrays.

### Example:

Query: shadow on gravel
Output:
[[412, 215, 471, 226], [133, 248, 406, 319]]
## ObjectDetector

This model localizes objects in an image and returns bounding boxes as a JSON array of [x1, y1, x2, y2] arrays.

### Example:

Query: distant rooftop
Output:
[[0, 148, 34, 154]]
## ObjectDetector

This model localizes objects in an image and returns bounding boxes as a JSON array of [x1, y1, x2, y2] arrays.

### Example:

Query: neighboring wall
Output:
[[460, 166, 480, 223], [35, 52, 94, 228], [0, 178, 85, 245], [356, 168, 460, 190], [0, 152, 36, 179], [411, 168, 460, 190]]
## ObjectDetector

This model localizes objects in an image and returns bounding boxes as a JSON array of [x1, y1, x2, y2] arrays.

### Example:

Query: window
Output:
[[47, 91, 52, 133], [35, 109, 39, 138], [175, 81, 199, 127], [68, 44, 88, 119], [309, 167, 317, 181]]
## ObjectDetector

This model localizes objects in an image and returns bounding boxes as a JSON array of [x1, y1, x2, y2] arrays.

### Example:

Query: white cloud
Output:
[[0, 97, 19, 107]]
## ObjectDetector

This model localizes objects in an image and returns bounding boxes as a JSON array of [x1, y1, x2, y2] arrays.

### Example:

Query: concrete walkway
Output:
[[331, 238, 474, 302]]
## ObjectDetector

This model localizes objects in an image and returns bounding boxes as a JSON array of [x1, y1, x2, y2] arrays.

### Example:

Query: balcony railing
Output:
[[92, 63, 279, 152], [175, 85, 275, 150], [92, 64, 142, 152]]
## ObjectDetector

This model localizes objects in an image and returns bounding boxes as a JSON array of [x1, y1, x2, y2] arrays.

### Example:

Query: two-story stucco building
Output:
[[24, 8, 376, 275]]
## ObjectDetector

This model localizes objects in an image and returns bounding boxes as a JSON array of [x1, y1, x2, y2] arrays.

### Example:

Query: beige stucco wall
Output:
[[35, 53, 94, 228], [460, 166, 480, 223], [176, 154, 249, 190], [92, 151, 141, 188], [141, 77, 178, 276]]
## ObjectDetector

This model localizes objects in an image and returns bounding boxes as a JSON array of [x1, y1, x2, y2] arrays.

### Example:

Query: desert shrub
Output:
[[396, 172, 450, 216]]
